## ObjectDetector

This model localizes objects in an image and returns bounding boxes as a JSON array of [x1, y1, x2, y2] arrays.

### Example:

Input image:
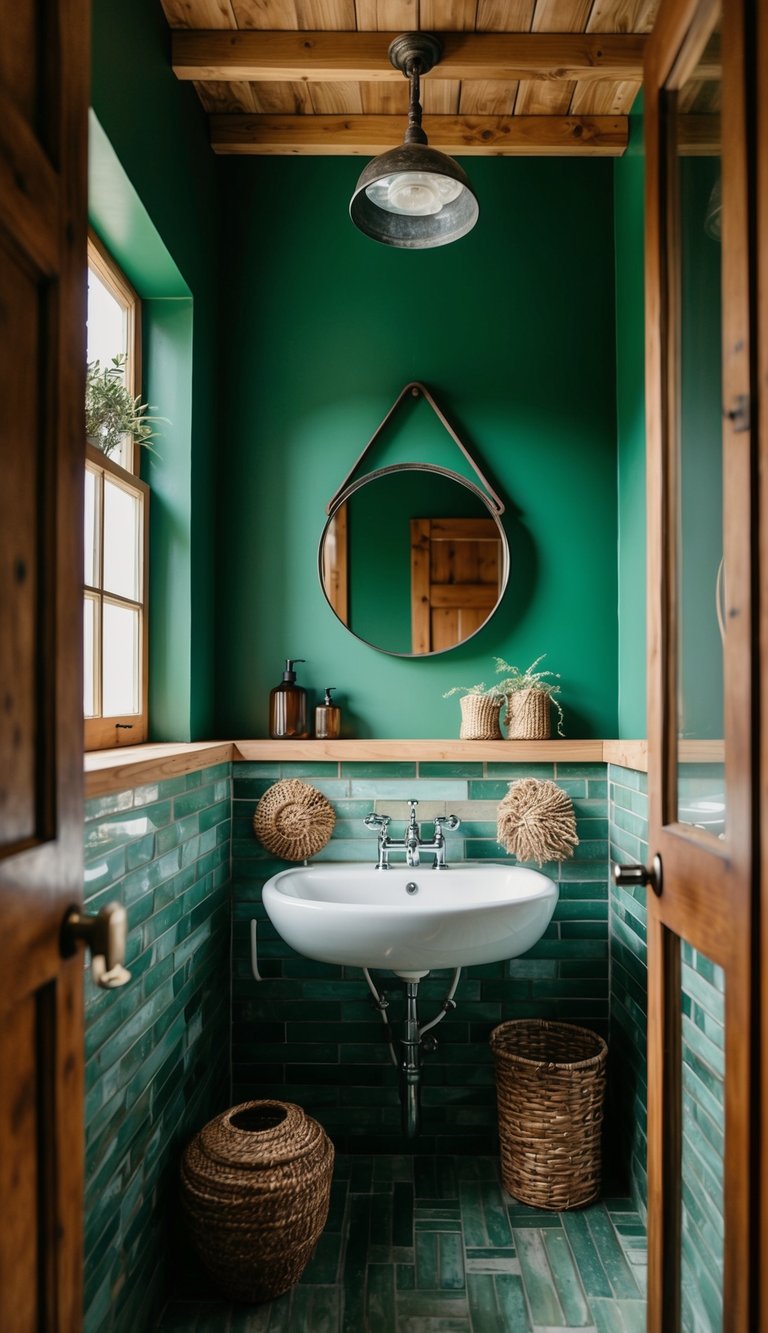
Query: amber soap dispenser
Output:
[[269, 659, 309, 739], [314, 687, 341, 740]]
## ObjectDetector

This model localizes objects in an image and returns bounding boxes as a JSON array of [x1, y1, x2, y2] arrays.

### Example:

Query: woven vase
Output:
[[180, 1100, 334, 1303], [490, 1020, 607, 1210], [504, 688, 550, 739], [459, 693, 503, 740]]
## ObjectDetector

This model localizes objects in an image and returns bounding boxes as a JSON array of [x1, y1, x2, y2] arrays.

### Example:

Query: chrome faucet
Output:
[[364, 800, 461, 870]]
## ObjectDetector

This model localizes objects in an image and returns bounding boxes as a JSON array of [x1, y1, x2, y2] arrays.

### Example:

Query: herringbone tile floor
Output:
[[158, 1156, 646, 1332]]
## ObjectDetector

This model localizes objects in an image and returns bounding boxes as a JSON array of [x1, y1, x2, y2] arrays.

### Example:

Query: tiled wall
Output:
[[607, 765, 649, 1211], [83, 763, 231, 1333], [608, 764, 725, 1330], [232, 760, 610, 1155], [81, 755, 724, 1328]]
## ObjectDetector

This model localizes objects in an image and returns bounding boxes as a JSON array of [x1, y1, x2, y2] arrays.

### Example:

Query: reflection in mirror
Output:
[[669, 6, 725, 836], [680, 942, 724, 1330], [319, 466, 508, 657]]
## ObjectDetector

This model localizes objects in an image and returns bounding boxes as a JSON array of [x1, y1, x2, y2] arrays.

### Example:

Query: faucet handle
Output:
[[435, 814, 461, 831], [364, 812, 390, 830]]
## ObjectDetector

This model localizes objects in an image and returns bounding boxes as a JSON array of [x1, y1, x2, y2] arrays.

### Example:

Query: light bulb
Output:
[[365, 171, 464, 217]]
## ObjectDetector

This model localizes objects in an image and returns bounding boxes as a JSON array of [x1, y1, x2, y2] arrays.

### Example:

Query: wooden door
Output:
[[410, 517, 502, 654], [0, 0, 90, 1327], [640, 0, 758, 1328]]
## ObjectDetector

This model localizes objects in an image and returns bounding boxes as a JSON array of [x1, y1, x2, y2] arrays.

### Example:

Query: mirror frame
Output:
[[318, 462, 510, 658]]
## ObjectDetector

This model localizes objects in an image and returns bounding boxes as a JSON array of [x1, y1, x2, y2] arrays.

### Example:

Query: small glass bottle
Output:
[[269, 659, 309, 739], [314, 687, 341, 740]]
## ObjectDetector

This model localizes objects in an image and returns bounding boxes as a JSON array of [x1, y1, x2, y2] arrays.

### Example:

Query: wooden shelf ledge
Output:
[[85, 738, 650, 797]]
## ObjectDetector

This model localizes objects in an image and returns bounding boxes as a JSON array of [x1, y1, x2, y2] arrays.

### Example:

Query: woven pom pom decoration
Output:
[[253, 779, 336, 861], [497, 778, 578, 865]]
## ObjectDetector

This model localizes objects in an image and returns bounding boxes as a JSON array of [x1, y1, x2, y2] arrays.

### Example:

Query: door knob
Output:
[[613, 854, 663, 898], [62, 903, 132, 989]]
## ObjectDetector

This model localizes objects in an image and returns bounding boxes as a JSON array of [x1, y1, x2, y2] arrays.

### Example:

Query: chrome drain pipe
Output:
[[364, 967, 462, 1139]]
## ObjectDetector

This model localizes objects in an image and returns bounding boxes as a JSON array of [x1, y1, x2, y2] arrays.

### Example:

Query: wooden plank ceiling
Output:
[[162, 0, 661, 157]]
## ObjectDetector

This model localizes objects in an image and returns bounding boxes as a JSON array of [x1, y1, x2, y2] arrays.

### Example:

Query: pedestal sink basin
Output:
[[262, 862, 558, 979]]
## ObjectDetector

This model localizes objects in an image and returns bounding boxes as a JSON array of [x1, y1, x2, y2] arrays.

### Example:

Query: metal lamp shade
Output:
[[349, 142, 479, 250]]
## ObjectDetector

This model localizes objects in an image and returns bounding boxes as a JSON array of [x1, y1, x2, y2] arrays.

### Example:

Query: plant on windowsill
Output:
[[85, 354, 164, 458], [493, 655, 565, 739]]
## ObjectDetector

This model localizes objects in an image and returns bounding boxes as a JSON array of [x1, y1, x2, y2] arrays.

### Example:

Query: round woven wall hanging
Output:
[[253, 779, 336, 861]]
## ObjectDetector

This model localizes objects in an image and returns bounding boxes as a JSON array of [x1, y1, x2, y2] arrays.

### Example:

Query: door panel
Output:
[[410, 516, 501, 654], [644, 0, 756, 1328], [0, 0, 89, 1328]]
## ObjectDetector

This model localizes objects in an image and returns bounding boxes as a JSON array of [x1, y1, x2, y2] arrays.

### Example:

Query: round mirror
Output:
[[318, 464, 509, 657]]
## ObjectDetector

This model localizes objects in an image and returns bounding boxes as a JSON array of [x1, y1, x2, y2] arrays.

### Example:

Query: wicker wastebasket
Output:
[[490, 1020, 607, 1210], [180, 1100, 334, 1302]]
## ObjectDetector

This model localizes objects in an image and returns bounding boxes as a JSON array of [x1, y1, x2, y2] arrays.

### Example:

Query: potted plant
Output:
[[85, 354, 164, 458], [493, 655, 565, 739], [442, 680, 505, 740]]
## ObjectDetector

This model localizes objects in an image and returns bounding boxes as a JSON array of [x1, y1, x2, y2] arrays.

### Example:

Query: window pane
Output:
[[84, 595, 98, 717], [84, 466, 99, 587], [87, 267, 126, 370], [87, 265, 132, 470], [102, 602, 140, 716], [103, 478, 141, 600]]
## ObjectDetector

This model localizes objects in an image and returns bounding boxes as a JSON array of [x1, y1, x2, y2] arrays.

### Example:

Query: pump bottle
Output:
[[314, 687, 341, 740], [269, 659, 309, 739]]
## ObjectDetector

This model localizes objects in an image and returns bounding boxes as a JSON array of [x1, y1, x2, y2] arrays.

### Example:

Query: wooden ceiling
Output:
[[162, 0, 661, 158]]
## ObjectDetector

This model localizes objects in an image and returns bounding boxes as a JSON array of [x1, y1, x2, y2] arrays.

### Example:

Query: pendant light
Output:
[[349, 33, 479, 250]]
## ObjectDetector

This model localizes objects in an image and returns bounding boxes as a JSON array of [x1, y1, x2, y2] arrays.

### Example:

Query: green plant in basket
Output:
[[493, 655, 565, 737]]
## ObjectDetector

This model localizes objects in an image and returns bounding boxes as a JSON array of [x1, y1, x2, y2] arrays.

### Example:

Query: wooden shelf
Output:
[[85, 737, 651, 797], [233, 738, 608, 762]]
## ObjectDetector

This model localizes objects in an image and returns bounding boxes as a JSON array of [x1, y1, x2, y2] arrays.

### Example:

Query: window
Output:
[[85, 236, 149, 748]]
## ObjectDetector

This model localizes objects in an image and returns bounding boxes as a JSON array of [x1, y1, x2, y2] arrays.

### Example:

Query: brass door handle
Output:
[[62, 903, 132, 989]]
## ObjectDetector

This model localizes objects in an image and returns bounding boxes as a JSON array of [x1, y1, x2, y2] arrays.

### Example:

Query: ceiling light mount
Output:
[[349, 32, 479, 250]]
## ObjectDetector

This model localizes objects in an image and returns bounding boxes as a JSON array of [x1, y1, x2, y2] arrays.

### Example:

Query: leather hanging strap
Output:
[[325, 381, 505, 515]]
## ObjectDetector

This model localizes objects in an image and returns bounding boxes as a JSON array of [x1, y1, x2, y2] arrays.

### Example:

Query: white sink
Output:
[[262, 861, 558, 979]]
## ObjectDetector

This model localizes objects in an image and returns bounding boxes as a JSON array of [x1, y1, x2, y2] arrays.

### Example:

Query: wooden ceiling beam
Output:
[[174, 30, 648, 83], [209, 113, 628, 156]]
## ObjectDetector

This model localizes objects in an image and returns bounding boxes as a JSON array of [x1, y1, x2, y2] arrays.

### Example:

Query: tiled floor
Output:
[[157, 1156, 646, 1332]]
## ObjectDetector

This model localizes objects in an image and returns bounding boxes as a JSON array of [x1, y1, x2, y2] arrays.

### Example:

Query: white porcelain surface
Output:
[[262, 861, 558, 977]]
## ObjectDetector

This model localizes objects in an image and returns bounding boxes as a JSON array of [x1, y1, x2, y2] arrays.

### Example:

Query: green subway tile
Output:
[[83, 847, 128, 903], [543, 1227, 591, 1325], [585, 1208, 641, 1298], [280, 761, 341, 776], [554, 779, 587, 798], [84, 789, 134, 820], [233, 761, 283, 778], [419, 762, 485, 778], [496, 1270, 541, 1326], [485, 763, 555, 779], [560, 1212, 613, 1298], [468, 781, 512, 800], [350, 780, 467, 799], [341, 762, 417, 778], [466, 1273, 499, 1331], [366, 1264, 396, 1333], [439, 1232, 466, 1289]]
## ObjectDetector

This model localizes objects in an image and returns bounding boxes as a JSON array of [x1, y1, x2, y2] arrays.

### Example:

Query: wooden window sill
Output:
[[84, 737, 651, 797]]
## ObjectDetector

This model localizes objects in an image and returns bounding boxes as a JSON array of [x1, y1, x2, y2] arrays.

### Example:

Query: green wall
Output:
[[90, 0, 219, 738], [614, 100, 647, 739], [216, 156, 619, 739]]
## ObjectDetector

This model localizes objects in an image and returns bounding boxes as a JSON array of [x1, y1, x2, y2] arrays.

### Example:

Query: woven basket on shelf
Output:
[[253, 779, 335, 861], [180, 1100, 334, 1303], [459, 693, 503, 740], [504, 688, 551, 739], [490, 1020, 607, 1210]]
